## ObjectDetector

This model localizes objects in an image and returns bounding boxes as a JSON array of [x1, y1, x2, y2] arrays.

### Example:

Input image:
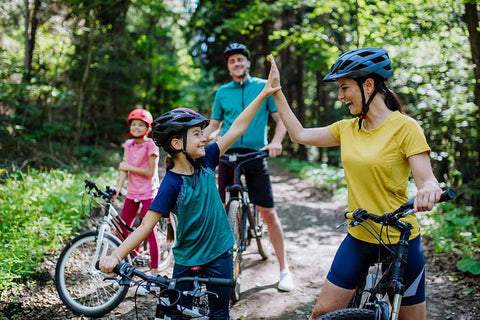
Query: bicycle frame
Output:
[[358, 219, 412, 320], [223, 151, 267, 251]]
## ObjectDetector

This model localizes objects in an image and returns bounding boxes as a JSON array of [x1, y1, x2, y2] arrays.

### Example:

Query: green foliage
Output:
[[457, 257, 480, 275], [421, 202, 480, 275], [0, 167, 117, 292], [274, 157, 346, 192]]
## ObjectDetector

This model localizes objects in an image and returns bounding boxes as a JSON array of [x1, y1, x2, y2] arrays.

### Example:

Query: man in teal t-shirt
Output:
[[203, 43, 294, 292]]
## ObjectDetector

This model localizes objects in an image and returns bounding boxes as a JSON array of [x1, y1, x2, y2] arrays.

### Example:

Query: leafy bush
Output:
[[420, 202, 480, 275], [0, 167, 118, 292]]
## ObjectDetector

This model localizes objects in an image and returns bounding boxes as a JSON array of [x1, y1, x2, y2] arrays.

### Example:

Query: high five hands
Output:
[[268, 54, 280, 88], [260, 54, 284, 158], [262, 54, 282, 96]]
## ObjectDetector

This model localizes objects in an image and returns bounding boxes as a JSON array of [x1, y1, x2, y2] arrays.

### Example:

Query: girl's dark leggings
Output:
[[171, 250, 232, 320]]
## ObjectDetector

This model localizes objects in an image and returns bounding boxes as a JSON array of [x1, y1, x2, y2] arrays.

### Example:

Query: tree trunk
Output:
[[71, 12, 94, 158], [464, 2, 480, 215], [465, 2, 480, 108], [23, 0, 40, 84]]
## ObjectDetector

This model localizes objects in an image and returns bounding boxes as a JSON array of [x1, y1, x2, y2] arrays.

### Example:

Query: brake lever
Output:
[[336, 222, 347, 229], [202, 290, 218, 299]]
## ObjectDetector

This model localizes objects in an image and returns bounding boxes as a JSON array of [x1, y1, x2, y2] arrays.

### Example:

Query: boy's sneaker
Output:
[[278, 269, 294, 292]]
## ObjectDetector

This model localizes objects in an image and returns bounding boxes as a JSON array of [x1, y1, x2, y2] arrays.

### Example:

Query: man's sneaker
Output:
[[278, 269, 294, 292]]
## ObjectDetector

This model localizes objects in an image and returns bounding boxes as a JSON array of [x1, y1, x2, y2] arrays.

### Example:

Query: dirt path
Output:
[[1, 164, 479, 320]]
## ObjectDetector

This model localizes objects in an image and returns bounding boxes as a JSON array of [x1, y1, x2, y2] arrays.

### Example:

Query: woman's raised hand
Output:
[[268, 54, 280, 88], [262, 54, 281, 96]]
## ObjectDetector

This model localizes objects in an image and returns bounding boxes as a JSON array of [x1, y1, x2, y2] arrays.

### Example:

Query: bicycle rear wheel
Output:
[[55, 231, 129, 317], [249, 203, 272, 260], [317, 308, 376, 320], [227, 200, 242, 303]]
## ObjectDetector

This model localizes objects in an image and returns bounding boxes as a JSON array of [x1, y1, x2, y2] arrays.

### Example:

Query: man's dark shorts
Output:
[[218, 148, 274, 208]]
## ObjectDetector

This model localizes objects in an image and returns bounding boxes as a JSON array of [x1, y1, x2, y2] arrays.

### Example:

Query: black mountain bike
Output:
[[318, 189, 456, 320], [96, 262, 236, 320], [220, 151, 273, 303]]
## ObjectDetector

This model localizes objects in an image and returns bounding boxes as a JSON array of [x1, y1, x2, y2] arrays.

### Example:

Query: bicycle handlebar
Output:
[[84, 180, 116, 200], [220, 150, 268, 163], [344, 189, 456, 225], [95, 261, 236, 288]]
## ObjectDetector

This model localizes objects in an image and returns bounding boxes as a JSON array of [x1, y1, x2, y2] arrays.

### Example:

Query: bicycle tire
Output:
[[55, 231, 129, 317], [227, 200, 242, 303], [317, 308, 376, 320], [249, 203, 272, 260], [156, 214, 177, 271]]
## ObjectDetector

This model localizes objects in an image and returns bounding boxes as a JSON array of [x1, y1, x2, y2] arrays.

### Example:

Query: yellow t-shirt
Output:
[[328, 111, 430, 244]]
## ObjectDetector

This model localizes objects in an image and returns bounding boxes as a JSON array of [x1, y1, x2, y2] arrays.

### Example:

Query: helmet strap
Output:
[[181, 131, 200, 188], [355, 79, 383, 131]]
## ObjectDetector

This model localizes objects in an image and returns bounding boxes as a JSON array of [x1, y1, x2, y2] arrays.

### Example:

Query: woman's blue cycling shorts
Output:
[[326, 233, 425, 306]]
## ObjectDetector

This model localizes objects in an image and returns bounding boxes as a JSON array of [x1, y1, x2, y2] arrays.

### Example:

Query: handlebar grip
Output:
[[208, 278, 237, 288], [85, 180, 96, 188], [439, 188, 456, 202], [94, 260, 125, 275]]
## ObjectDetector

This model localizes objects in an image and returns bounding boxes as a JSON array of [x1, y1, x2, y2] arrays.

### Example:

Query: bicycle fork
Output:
[[240, 191, 249, 252], [389, 225, 411, 320], [90, 220, 112, 271]]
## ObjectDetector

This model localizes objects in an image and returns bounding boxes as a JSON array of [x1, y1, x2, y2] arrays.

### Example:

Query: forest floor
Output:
[[1, 163, 480, 320]]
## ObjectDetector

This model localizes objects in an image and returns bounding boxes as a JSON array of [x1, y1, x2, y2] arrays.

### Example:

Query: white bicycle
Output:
[[55, 179, 177, 317]]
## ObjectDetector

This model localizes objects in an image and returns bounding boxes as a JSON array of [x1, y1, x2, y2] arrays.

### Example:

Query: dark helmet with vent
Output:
[[323, 48, 393, 82], [224, 43, 251, 61], [150, 108, 209, 149]]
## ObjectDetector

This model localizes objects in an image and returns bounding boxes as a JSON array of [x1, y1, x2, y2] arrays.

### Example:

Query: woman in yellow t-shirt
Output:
[[267, 49, 441, 320]]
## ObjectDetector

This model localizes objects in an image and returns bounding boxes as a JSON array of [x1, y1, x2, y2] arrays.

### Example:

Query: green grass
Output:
[[0, 166, 118, 294]]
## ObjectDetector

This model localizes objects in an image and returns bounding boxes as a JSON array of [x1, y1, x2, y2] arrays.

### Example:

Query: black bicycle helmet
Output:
[[150, 108, 209, 149], [224, 43, 251, 61], [323, 47, 393, 82]]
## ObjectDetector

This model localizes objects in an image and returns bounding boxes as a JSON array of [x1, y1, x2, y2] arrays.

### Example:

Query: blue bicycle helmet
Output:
[[323, 48, 393, 82], [323, 48, 395, 129], [224, 43, 251, 61]]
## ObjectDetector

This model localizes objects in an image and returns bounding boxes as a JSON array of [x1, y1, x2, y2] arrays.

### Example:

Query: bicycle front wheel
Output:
[[227, 199, 242, 303], [55, 231, 129, 317], [317, 308, 376, 320]]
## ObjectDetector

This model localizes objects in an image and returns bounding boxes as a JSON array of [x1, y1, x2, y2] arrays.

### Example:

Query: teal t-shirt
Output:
[[212, 76, 277, 150], [149, 143, 235, 266]]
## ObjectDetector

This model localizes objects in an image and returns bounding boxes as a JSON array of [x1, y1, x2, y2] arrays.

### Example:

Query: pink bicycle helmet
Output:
[[127, 109, 154, 127]]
